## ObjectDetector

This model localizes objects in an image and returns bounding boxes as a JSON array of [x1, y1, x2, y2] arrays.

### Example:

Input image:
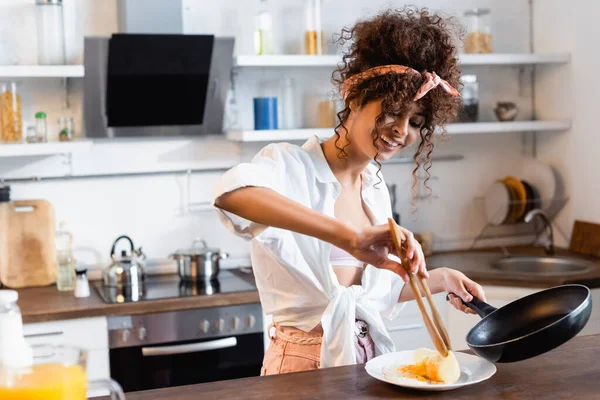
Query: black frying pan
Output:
[[450, 284, 592, 363]]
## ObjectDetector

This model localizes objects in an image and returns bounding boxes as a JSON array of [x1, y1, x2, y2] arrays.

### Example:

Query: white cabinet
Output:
[[23, 317, 110, 398]]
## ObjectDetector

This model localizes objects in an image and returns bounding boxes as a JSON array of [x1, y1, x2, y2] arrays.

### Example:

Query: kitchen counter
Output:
[[101, 334, 600, 399], [427, 246, 600, 288], [13, 247, 600, 323], [16, 270, 260, 324]]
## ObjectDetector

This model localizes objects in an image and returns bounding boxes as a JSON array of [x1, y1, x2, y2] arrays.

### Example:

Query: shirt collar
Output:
[[302, 135, 338, 184], [302, 135, 379, 188]]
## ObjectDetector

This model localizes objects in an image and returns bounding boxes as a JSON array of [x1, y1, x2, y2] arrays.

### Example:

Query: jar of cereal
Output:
[[0, 82, 23, 143]]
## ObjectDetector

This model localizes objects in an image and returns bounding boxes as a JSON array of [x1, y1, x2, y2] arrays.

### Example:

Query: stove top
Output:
[[93, 269, 256, 304]]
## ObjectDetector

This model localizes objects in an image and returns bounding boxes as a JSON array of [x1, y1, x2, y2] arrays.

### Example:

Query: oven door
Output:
[[109, 333, 264, 392]]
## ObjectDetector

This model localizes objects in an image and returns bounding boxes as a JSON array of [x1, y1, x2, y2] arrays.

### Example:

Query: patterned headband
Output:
[[341, 64, 460, 101]]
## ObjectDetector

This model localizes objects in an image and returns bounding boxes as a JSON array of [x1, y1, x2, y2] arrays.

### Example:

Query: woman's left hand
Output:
[[441, 268, 486, 315]]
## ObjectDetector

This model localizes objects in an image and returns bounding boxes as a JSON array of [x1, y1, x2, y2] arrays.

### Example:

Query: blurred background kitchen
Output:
[[0, 0, 599, 396]]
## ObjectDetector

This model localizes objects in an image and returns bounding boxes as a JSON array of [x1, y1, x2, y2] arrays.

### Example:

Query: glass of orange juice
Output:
[[0, 345, 125, 400]]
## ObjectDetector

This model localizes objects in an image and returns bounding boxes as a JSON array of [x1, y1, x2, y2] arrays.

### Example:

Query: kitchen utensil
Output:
[[388, 218, 451, 357], [520, 157, 556, 211], [494, 101, 518, 121], [483, 181, 510, 226], [520, 180, 539, 219], [0, 200, 57, 288], [170, 238, 229, 282], [0, 344, 125, 399], [569, 220, 600, 258], [102, 235, 145, 289], [450, 284, 591, 363], [503, 176, 527, 222], [365, 350, 496, 391]]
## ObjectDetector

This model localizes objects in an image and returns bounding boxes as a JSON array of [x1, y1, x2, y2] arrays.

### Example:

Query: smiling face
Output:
[[346, 100, 425, 162]]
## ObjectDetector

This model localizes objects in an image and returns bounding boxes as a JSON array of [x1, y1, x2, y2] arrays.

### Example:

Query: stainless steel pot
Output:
[[170, 238, 228, 282]]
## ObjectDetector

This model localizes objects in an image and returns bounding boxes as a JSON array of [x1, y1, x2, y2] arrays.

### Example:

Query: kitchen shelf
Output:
[[234, 55, 339, 67], [226, 121, 571, 142], [233, 53, 570, 68], [0, 140, 93, 157], [0, 65, 85, 78]]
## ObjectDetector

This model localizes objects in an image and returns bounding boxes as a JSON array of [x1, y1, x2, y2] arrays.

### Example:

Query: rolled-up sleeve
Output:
[[212, 143, 290, 240]]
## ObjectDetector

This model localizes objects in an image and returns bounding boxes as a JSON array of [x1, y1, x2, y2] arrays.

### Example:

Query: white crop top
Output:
[[330, 245, 364, 268]]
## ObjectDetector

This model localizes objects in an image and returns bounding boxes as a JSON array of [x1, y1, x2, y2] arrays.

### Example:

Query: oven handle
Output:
[[141, 337, 237, 357]]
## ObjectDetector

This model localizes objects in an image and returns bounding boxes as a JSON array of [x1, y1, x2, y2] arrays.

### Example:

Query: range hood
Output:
[[83, 0, 234, 138]]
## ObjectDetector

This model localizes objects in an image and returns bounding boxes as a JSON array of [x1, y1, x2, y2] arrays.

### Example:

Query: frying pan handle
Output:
[[446, 293, 497, 319]]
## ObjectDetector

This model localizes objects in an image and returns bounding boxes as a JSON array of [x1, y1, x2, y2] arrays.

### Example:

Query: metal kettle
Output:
[[102, 235, 146, 289]]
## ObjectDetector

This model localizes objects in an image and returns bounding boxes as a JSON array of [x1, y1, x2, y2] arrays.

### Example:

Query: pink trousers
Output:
[[261, 320, 376, 376]]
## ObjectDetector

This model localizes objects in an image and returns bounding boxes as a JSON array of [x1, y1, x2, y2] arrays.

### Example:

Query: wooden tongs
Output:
[[388, 218, 453, 357]]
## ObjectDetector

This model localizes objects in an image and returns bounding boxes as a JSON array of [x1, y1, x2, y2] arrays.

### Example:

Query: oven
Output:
[[107, 304, 264, 392]]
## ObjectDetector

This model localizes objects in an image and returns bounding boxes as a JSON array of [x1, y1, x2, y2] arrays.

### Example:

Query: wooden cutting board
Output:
[[569, 220, 600, 258], [0, 200, 57, 288]]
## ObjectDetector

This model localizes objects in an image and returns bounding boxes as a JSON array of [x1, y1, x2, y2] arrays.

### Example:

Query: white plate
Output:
[[365, 351, 496, 392], [484, 182, 510, 225]]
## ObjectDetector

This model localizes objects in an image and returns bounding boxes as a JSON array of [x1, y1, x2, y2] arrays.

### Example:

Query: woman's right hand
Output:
[[345, 224, 427, 283]]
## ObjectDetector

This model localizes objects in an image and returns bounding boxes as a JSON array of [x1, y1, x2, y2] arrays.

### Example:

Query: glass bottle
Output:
[[36, 0, 66, 65], [304, 0, 324, 55], [464, 8, 493, 54], [35, 111, 47, 143], [0, 290, 33, 368], [55, 221, 75, 291], [0, 82, 23, 143], [254, 0, 274, 55]]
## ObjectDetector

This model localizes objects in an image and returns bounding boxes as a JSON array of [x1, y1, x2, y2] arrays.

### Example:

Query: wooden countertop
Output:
[[103, 334, 600, 399], [17, 270, 260, 324]]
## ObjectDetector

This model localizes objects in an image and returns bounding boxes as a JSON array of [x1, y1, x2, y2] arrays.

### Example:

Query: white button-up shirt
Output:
[[212, 136, 405, 368]]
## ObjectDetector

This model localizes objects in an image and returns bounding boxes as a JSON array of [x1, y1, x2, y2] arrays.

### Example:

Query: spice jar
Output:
[[58, 116, 73, 141], [458, 75, 479, 123], [304, 0, 324, 55], [464, 8, 493, 54], [0, 82, 23, 143], [35, 111, 48, 143]]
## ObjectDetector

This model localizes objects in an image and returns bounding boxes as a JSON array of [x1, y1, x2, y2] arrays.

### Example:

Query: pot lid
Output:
[[172, 239, 220, 255]]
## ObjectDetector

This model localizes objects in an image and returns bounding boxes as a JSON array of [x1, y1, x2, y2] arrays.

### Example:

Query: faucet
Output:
[[524, 209, 555, 256]]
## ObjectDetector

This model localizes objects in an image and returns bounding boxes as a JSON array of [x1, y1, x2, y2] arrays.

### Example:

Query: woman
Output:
[[212, 8, 485, 374]]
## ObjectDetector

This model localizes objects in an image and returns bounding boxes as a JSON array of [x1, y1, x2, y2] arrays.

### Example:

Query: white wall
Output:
[[0, 0, 541, 275], [533, 0, 598, 246]]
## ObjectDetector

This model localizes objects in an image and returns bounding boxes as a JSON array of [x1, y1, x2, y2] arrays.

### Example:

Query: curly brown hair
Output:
[[332, 7, 463, 202]]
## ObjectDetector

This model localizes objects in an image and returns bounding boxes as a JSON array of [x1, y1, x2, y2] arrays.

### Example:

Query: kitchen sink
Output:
[[491, 256, 597, 276]]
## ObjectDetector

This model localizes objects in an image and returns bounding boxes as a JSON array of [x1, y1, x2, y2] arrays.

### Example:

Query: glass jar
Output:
[[58, 116, 73, 141], [0, 345, 125, 399], [254, 0, 274, 55], [0, 82, 23, 143], [458, 74, 479, 122], [36, 0, 66, 65], [304, 0, 324, 55], [0, 290, 33, 369], [34, 111, 47, 143], [464, 8, 493, 54]]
